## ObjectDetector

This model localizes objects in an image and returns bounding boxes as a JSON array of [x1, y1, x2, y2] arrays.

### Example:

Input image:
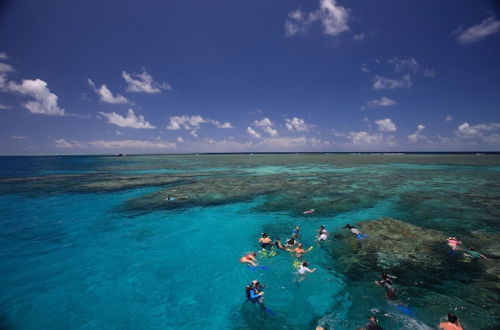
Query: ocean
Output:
[[0, 154, 498, 329]]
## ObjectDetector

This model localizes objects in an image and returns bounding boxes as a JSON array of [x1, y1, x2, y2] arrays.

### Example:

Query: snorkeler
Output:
[[293, 243, 313, 258], [245, 280, 265, 305], [285, 236, 298, 249], [464, 246, 489, 260], [364, 315, 383, 330], [298, 261, 316, 281], [303, 209, 315, 214], [345, 224, 368, 239], [274, 238, 286, 250], [447, 237, 462, 251], [374, 272, 396, 299], [317, 225, 329, 241], [240, 252, 258, 267], [259, 233, 273, 249], [292, 225, 301, 238], [439, 312, 463, 330], [164, 194, 175, 201]]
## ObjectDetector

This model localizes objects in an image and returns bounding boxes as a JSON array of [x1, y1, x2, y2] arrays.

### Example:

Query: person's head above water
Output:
[[320, 225, 325, 229], [297, 243, 303, 248], [302, 261, 309, 267], [261, 233, 268, 238], [447, 312, 458, 324], [368, 315, 378, 324]]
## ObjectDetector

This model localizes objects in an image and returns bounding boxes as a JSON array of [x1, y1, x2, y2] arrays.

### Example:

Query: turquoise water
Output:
[[0, 154, 499, 329]]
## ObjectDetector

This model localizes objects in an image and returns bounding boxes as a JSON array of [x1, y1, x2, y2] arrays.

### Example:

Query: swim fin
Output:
[[264, 307, 276, 316], [396, 305, 414, 316]]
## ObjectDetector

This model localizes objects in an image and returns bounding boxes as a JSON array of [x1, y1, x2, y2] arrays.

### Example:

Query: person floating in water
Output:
[[317, 225, 329, 241], [446, 237, 462, 251], [374, 272, 396, 299], [164, 194, 175, 201], [293, 243, 313, 258], [259, 233, 273, 249], [363, 315, 383, 330], [292, 225, 300, 238], [345, 224, 368, 239], [303, 209, 315, 214], [298, 261, 316, 282], [245, 280, 265, 306], [463, 246, 489, 260], [274, 238, 286, 250], [240, 252, 258, 267], [439, 312, 463, 330], [285, 236, 298, 250]]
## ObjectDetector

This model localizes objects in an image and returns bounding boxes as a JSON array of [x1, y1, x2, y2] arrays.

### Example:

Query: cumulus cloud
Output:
[[122, 70, 171, 93], [7, 79, 66, 116], [0, 63, 14, 73], [0, 52, 8, 60], [176, 137, 184, 143], [375, 118, 397, 132], [388, 57, 419, 72], [455, 16, 500, 43], [363, 96, 397, 109], [98, 109, 156, 129], [347, 131, 384, 145], [408, 124, 426, 142], [264, 126, 279, 137], [285, 0, 349, 37], [259, 136, 308, 148], [445, 115, 453, 122], [254, 117, 273, 127], [373, 75, 412, 90], [88, 79, 129, 104], [54, 138, 85, 148], [285, 117, 310, 132], [360, 63, 370, 73], [166, 115, 233, 131], [247, 127, 261, 139], [455, 122, 500, 143], [0, 103, 12, 110]]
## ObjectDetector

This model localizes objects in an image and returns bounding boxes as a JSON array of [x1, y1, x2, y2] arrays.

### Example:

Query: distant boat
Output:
[[114, 153, 126, 157]]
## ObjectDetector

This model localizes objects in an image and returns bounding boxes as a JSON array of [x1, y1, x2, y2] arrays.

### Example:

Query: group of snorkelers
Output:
[[242, 222, 473, 329]]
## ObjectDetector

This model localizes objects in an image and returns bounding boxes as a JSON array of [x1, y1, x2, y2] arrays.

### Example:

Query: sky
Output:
[[0, 0, 499, 154]]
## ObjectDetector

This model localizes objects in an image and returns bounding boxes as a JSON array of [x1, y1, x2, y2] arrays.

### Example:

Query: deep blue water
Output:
[[0, 154, 499, 329]]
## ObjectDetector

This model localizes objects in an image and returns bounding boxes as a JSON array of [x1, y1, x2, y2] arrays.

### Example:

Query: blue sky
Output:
[[0, 0, 499, 154]]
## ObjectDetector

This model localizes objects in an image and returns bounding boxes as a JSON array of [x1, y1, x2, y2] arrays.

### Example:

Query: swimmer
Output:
[[464, 246, 489, 260], [240, 252, 258, 267], [375, 272, 396, 299], [298, 261, 316, 281], [364, 315, 383, 330], [164, 194, 174, 201], [303, 209, 315, 214], [292, 225, 301, 238], [446, 237, 462, 251], [285, 236, 298, 249], [259, 233, 273, 249], [294, 243, 306, 258], [245, 280, 265, 305], [274, 238, 286, 250], [317, 225, 329, 241], [439, 312, 463, 330], [345, 224, 368, 239]]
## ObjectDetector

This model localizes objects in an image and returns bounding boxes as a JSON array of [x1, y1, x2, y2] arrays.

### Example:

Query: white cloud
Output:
[[88, 139, 176, 149], [122, 70, 171, 93], [54, 138, 85, 148], [0, 52, 8, 60], [423, 69, 437, 78], [166, 115, 233, 130], [363, 96, 397, 109], [285, 0, 349, 37], [348, 131, 384, 145], [177, 136, 184, 143], [264, 126, 279, 137], [388, 57, 419, 72], [7, 79, 66, 116], [10, 135, 28, 140], [254, 117, 273, 127], [373, 74, 412, 90], [0, 74, 7, 89], [247, 126, 261, 139], [259, 136, 308, 148], [360, 63, 370, 73], [0, 63, 14, 73], [0, 103, 12, 110], [375, 118, 397, 132], [353, 33, 365, 41], [445, 115, 453, 122], [285, 117, 310, 132], [408, 124, 426, 142], [455, 16, 500, 43], [455, 122, 500, 143], [98, 109, 156, 129], [88, 79, 129, 104]]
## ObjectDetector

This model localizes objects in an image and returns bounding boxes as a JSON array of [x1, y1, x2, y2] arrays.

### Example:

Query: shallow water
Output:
[[0, 154, 499, 329]]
